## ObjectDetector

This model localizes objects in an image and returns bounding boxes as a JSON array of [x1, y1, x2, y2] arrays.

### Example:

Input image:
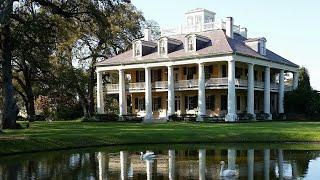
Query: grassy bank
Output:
[[1, 121, 320, 155]]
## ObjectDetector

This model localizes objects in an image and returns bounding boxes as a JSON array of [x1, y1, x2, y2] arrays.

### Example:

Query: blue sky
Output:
[[132, 0, 320, 90]]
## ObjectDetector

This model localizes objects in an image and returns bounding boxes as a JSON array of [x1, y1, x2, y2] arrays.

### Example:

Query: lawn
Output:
[[1, 120, 320, 155]]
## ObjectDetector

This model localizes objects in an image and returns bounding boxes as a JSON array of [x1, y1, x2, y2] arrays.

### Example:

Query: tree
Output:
[[0, 0, 18, 129], [143, 19, 161, 41], [72, 3, 144, 117], [285, 67, 320, 116], [0, 0, 132, 128]]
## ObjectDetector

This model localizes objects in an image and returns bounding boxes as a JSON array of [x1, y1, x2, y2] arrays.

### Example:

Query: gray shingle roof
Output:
[[96, 29, 298, 67]]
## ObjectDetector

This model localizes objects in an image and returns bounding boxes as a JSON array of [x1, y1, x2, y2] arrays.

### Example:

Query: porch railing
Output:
[[104, 78, 287, 93], [206, 78, 228, 87], [175, 79, 198, 89], [153, 81, 168, 89], [128, 82, 145, 91]]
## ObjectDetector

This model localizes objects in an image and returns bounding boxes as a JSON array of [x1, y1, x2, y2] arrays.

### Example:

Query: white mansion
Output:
[[96, 8, 299, 122]]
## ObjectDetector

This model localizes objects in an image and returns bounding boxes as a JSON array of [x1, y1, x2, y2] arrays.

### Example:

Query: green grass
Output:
[[1, 120, 320, 155]]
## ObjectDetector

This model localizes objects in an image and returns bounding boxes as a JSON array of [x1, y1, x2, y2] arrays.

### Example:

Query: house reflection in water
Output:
[[0, 148, 319, 179]]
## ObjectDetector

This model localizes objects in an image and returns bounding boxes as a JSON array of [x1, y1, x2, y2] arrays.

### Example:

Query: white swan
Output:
[[140, 151, 156, 160], [219, 161, 239, 177]]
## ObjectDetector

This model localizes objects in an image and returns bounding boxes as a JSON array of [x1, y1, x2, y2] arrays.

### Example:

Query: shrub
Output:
[[122, 115, 143, 122], [168, 114, 183, 122], [55, 103, 83, 120], [94, 113, 119, 122], [28, 115, 46, 122]]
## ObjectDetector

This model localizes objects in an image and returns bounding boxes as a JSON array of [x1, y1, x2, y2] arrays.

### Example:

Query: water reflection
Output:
[[0, 147, 320, 179]]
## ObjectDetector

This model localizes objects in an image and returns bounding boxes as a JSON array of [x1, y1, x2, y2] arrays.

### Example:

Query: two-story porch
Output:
[[96, 58, 298, 121]]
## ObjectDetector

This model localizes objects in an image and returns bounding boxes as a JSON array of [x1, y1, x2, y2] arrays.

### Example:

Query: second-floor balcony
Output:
[[105, 78, 292, 94]]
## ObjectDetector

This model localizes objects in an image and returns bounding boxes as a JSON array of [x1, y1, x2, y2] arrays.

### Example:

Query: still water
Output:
[[0, 144, 320, 179]]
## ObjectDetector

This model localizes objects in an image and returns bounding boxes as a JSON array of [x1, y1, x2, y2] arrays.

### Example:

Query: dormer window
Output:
[[135, 44, 141, 56], [132, 40, 156, 58], [133, 41, 141, 58], [157, 37, 182, 55], [159, 40, 166, 55], [185, 34, 210, 52], [187, 36, 194, 51]]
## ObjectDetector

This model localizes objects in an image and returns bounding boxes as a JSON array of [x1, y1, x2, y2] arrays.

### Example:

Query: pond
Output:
[[0, 144, 320, 179]]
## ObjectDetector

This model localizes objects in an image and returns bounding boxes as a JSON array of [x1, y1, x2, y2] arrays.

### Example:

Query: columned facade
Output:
[[247, 63, 255, 116], [167, 65, 175, 117], [119, 69, 127, 116], [226, 60, 237, 121], [96, 71, 105, 114], [264, 66, 271, 119], [198, 63, 206, 120], [145, 67, 153, 121], [98, 62, 296, 121], [278, 69, 285, 114]]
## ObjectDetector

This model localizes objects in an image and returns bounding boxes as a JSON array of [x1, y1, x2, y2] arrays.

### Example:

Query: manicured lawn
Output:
[[1, 120, 320, 155]]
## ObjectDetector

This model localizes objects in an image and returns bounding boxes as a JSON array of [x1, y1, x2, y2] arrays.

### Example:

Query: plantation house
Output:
[[96, 8, 299, 122]]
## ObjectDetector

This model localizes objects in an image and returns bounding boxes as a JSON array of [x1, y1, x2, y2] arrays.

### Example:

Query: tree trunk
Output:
[[1, 22, 18, 129], [25, 73, 35, 117], [87, 65, 96, 117]]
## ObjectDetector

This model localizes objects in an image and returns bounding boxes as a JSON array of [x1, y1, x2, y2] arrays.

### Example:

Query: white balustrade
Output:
[[129, 82, 145, 91], [105, 84, 119, 92], [153, 81, 168, 89], [254, 81, 264, 89], [105, 79, 289, 92], [175, 79, 198, 89], [205, 78, 228, 87], [161, 21, 234, 36], [285, 85, 293, 91], [270, 83, 279, 91]]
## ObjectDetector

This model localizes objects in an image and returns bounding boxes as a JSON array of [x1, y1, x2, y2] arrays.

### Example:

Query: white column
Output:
[[247, 63, 255, 116], [264, 149, 270, 180], [226, 60, 237, 121], [198, 63, 206, 120], [293, 71, 299, 90], [278, 69, 285, 114], [168, 150, 175, 180], [199, 149, 206, 180], [228, 149, 236, 170], [264, 66, 271, 119], [120, 151, 128, 180], [278, 149, 284, 180], [167, 65, 175, 117], [119, 69, 127, 116], [145, 67, 153, 121], [96, 71, 105, 114], [247, 149, 254, 180], [146, 159, 153, 180], [97, 152, 107, 180]]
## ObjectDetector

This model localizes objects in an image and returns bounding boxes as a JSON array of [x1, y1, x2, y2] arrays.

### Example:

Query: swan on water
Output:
[[219, 161, 239, 177], [140, 151, 156, 160]]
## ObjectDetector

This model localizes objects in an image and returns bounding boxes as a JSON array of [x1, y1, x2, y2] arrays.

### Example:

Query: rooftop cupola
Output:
[[245, 37, 267, 56], [185, 8, 216, 26]]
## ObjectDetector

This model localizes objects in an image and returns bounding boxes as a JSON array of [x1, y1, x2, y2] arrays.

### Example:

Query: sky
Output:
[[132, 0, 320, 90]]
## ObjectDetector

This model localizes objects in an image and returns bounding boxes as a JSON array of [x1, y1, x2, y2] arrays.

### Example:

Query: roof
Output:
[[96, 29, 298, 68]]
